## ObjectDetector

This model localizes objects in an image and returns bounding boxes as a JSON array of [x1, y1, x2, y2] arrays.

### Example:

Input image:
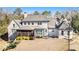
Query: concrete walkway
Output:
[[9, 38, 68, 51]]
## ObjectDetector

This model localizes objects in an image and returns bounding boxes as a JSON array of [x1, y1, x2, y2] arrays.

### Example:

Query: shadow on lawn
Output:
[[0, 32, 8, 41]]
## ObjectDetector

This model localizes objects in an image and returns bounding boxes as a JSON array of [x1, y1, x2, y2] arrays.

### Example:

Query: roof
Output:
[[13, 26, 47, 30], [13, 20, 21, 28], [22, 15, 49, 22], [10, 15, 73, 30], [48, 18, 56, 28], [59, 21, 73, 30]]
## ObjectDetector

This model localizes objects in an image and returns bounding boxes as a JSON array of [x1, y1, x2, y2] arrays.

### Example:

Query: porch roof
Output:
[[18, 26, 34, 30], [13, 26, 46, 30]]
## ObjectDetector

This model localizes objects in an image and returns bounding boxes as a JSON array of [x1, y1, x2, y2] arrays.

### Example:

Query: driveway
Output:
[[9, 38, 68, 51], [0, 39, 8, 51], [70, 34, 79, 51]]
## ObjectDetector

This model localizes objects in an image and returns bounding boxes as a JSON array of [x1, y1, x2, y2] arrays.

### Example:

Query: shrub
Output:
[[16, 36, 22, 40], [16, 36, 33, 40], [30, 36, 33, 40], [2, 41, 19, 51], [7, 43, 16, 49]]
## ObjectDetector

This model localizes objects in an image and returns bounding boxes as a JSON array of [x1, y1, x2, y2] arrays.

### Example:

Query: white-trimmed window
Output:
[[24, 22, 26, 25], [28, 22, 30, 25], [61, 31, 64, 35], [32, 22, 34, 25], [38, 22, 42, 25]]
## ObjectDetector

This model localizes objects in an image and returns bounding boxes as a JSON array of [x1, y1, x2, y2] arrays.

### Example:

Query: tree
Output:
[[13, 8, 24, 20], [0, 8, 3, 14], [64, 11, 69, 17], [61, 15, 65, 19], [54, 11, 62, 19], [55, 11, 61, 16], [4, 14, 10, 24], [42, 11, 51, 15], [14, 8, 22, 16], [33, 11, 39, 15], [71, 14, 79, 32]]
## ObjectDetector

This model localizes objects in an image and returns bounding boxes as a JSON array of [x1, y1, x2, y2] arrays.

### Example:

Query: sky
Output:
[[1, 7, 79, 14]]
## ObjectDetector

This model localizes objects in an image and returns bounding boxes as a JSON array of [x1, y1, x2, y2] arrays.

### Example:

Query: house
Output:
[[8, 15, 49, 40], [8, 14, 73, 40], [48, 17, 59, 37], [55, 18, 73, 39]]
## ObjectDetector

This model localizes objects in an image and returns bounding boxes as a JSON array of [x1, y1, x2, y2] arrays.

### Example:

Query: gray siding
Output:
[[48, 28, 59, 37]]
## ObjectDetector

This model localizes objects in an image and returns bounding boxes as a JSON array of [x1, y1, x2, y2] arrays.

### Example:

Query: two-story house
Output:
[[8, 15, 49, 40], [8, 14, 73, 41]]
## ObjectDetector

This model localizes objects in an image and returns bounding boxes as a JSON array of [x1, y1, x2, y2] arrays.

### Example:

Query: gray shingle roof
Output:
[[48, 18, 56, 28], [22, 15, 49, 22], [59, 21, 73, 30]]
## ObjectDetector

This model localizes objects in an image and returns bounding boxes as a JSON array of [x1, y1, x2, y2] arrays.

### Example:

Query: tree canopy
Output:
[[71, 14, 79, 32], [42, 11, 51, 15], [13, 8, 22, 15], [33, 11, 40, 15], [13, 8, 24, 20]]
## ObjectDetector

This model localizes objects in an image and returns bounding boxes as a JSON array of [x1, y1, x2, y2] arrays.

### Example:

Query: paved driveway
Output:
[[70, 34, 79, 51], [10, 38, 68, 51], [0, 39, 8, 51]]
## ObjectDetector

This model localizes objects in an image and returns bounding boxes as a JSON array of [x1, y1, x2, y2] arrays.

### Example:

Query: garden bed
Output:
[[2, 41, 20, 51]]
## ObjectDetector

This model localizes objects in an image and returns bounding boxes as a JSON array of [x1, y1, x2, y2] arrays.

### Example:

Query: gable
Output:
[[8, 20, 21, 29], [58, 21, 73, 30]]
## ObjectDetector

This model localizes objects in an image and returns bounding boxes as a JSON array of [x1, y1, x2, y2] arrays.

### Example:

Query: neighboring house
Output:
[[8, 14, 73, 40]]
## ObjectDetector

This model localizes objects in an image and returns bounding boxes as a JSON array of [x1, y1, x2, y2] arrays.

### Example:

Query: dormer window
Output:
[[28, 22, 30, 25], [32, 22, 34, 25]]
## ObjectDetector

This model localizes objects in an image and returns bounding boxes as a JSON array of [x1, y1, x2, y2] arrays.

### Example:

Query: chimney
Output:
[[24, 12, 27, 18]]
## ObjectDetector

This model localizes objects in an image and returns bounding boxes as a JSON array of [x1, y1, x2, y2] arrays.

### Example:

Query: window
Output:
[[24, 22, 26, 25], [68, 31, 70, 36], [52, 29, 54, 32], [61, 31, 64, 35], [12, 29, 16, 33], [28, 22, 30, 25], [32, 22, 34, 25], [20, 22, 22, 25], [45, 29, 47, 32], [38, 22, 42, 25], [17, 32, 21, 36], [13, 24, 15, 27]]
